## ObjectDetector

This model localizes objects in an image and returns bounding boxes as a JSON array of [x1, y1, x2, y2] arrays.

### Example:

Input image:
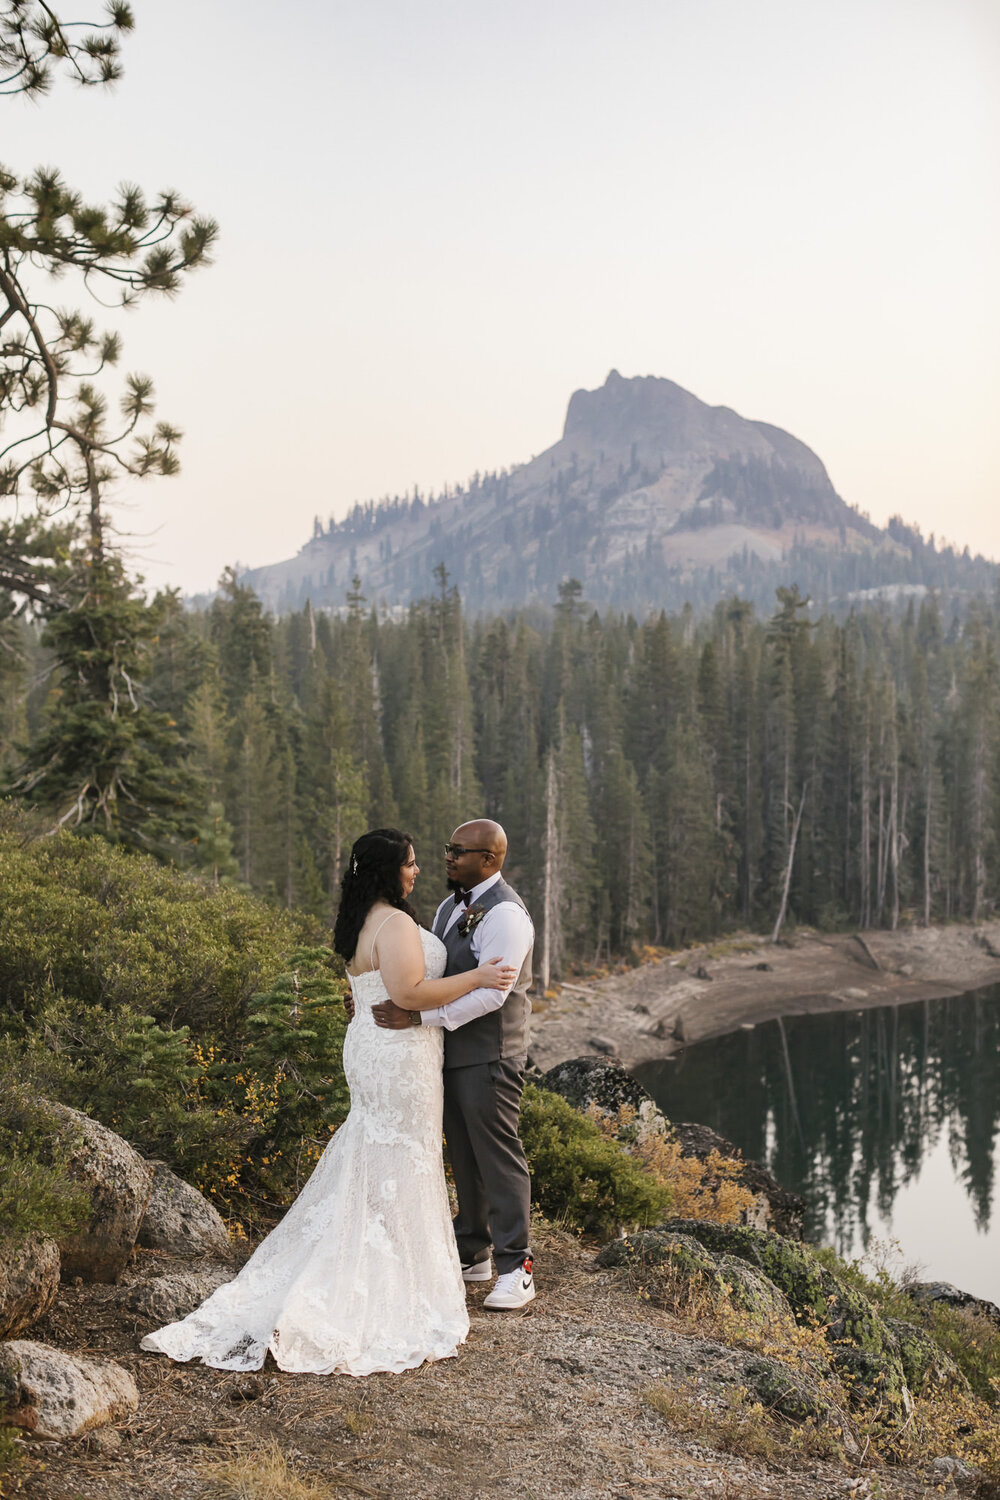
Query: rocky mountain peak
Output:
[[240, 372, 982, 617], [563, 370, 707, 455]]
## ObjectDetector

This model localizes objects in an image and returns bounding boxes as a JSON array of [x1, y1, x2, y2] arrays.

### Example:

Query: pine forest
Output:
[[4, 565, 999, 983]]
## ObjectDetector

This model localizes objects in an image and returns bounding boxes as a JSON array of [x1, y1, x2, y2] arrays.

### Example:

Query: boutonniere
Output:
[[457, 904, 487, 938]]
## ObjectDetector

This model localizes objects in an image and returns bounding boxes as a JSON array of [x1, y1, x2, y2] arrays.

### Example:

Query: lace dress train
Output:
[[140, 927, 468, 1376]]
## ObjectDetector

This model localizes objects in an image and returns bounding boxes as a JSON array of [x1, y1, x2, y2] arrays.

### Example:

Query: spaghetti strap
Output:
[[369, 909, 406, 968]]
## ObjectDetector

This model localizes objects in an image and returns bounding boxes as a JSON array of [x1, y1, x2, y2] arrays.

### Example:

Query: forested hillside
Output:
[[4, 567, 999, 978]]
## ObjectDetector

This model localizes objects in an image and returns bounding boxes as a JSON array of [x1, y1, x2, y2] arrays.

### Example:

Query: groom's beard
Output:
[[446, 877, 463, 893]]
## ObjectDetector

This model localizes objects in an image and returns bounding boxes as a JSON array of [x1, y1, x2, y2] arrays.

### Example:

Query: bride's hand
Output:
[[475, 956, 518, 991]]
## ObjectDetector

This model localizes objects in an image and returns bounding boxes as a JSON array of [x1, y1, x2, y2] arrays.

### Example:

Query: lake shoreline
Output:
[[529, 918, 1000, 1073]]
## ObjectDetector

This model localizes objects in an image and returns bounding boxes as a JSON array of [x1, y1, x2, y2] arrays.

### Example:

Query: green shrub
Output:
[[520, 1084, 672, 1235], [221, 948, 351, 1205], [0, 996, 249, 1188], [0, 1082, 89, 1246], [0, 952, 352, 1226], [0, 804, 311, 1033], [0, 811, 350, 1227]]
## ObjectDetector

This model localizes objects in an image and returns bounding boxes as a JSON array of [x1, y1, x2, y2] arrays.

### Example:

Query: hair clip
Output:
[[352, 857, 358, 875]]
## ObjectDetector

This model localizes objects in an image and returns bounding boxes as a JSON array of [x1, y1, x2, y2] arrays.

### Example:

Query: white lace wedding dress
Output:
[[140, 925, 469, 1376]]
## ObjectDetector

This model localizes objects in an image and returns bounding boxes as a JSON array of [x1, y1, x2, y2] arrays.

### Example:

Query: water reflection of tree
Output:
[[635, 987, 1000, 1247]]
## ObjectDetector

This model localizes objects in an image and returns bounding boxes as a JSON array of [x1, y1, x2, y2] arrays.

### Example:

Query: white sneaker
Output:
[[483, 1258, 535, 1310], [461, 1259, 493, 1283]]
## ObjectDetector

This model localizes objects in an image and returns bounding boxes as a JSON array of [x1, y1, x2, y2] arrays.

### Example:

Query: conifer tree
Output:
[[1, 2, 133, 96], [229, 685, 282, 889], [8, 550, 198, 851], [301, 670, 367, 916], [1, 4, 215, 844]]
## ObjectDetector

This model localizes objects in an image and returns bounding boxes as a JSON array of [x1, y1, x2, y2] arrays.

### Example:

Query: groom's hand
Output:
[[372, 999, 413, 1029], [343, 991, 355, 1021]]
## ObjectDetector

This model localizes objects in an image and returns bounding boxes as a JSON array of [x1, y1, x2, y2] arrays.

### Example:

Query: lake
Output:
[[632, 984, 1000, 1304]]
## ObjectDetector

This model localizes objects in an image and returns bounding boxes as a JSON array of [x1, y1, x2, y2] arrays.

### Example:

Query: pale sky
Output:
[[8, 0, 1000, 596]]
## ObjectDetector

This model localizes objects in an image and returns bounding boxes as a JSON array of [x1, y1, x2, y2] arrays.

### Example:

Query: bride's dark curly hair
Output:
[[333, 827, 419, 963]]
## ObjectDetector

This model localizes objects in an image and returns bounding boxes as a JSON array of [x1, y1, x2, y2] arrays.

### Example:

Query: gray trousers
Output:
[[442, 1055, 531, 1276]]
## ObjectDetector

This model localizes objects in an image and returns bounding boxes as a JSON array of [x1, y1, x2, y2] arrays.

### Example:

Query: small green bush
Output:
[[520, 1084, 672, 1235], [0, 804, 311, 1033], [0, 952, 352, 1226], [0, 811, 350, 1227], [0, 1082, 89, 1246]]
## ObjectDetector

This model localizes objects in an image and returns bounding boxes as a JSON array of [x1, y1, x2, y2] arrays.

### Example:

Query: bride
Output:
[[140, 827, 515, 1376]]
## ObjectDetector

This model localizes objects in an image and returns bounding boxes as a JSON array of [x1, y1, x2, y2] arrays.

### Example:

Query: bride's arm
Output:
[[377, 917, 515, 1010]]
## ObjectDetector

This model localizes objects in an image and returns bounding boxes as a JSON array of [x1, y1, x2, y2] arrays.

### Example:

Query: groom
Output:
[[372, 819, 536, 1310]]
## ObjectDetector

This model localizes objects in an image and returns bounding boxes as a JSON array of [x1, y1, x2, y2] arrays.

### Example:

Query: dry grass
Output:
[[644, 1379, 846, 1467], [703, 940, 761, 960], [871, 1383, 1000, 1492], [644, 1381, 782, 1463], [195, 1438, 376, 1499]]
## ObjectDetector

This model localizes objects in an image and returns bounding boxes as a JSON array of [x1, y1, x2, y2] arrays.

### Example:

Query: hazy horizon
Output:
[[8, 0, 998, 595]]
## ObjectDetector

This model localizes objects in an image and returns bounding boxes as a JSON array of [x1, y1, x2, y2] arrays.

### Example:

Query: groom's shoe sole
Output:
[[461, 1261, 493, 1283]]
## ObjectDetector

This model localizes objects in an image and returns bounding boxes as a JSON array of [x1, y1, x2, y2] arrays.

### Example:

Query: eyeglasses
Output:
[[444, 844, 491, 857]]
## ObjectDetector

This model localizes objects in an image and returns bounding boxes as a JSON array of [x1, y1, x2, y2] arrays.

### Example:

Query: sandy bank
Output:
[[529, 919, 1000, 1073]]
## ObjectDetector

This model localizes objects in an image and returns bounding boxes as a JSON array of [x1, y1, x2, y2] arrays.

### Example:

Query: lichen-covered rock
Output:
[[0, 1236, 60, 1338], [137, 1162, 233, 1260], [42, 1101, 153, 1283], [930, 1456, 975, 1481], [656, 1218, 908, 1407], [905, 1280, 1000, 1328], [714, 1255, 796, 1333], [658, 1220, 874, 1340], [672, 1122, 806, 1238], [831, 1347, 912, 1413], [884, 1317, 968, 1395], [596, 1230, 720, 1281], [123, 1268, 232, 1323], [598, 1230, 798, 1339], [0, 1340, 138, 1440], [541, 1057, 663, 1125], [739, 1353, 858, 1453]]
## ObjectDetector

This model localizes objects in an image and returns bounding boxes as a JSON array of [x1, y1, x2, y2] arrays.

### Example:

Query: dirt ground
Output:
[[529, 919, 1000, 1072], [9, 1225, 953, 1500]]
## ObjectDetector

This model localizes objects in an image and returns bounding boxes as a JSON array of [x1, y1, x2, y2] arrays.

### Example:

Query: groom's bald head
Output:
[[454, 819, 507, 865], [445, 819, 508, 890]]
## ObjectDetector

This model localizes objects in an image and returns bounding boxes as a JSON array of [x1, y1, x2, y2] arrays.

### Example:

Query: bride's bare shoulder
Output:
[[348, 906, 419, 975]]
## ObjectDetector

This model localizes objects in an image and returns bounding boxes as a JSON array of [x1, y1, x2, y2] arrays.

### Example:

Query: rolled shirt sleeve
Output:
[[419, 902, 534, 1031]]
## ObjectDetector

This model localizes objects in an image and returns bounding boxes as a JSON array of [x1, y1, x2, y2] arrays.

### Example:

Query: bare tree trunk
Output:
[[772, 782, 808, 944], [876, 778, 887, 925], [860, 738, 871, 928], [923, 763, 932, 927], [971, 716, 987, 923], [541, 748, 559, 992], [241, 734, 252, 885], [744, 728, 752, 921], [843, 750, 852, 911], [889, 757, 900, 930]]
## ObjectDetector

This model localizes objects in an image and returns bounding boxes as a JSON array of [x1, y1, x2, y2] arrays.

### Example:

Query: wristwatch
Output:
[[409, 1010, 421, 1026]]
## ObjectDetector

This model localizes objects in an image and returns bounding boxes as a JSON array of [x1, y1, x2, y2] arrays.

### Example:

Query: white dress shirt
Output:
[[418, 872, 534, 1031]]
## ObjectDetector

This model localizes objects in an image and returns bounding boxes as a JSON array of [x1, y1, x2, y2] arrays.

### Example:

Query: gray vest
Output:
[[433, 877, 533, 1069]]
